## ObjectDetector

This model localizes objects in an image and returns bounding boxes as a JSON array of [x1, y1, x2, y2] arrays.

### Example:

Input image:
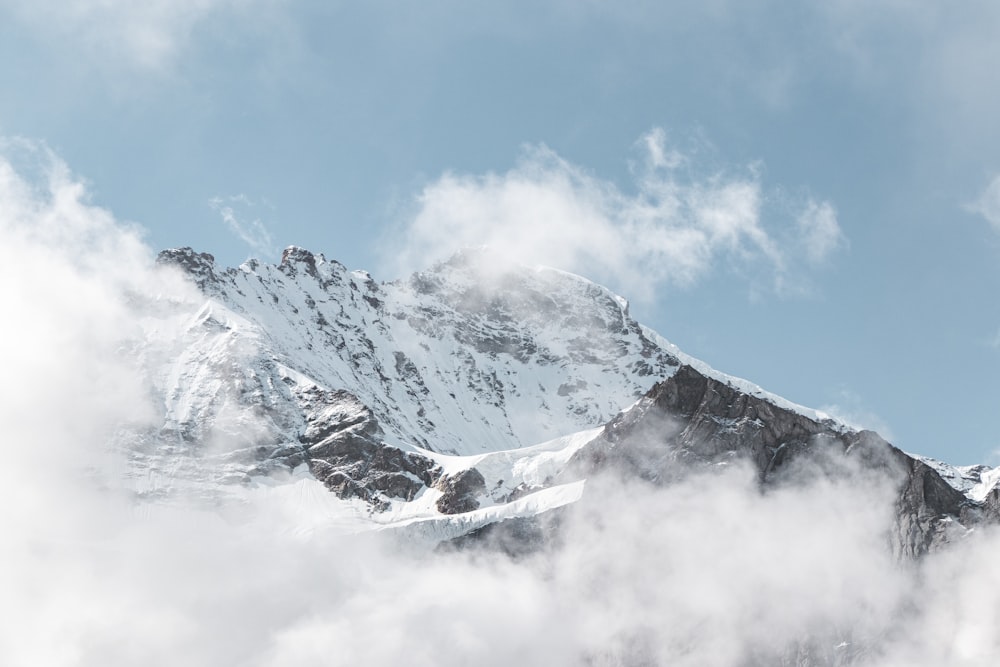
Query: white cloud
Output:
[[969, 174, 1000, 231], [0, 138, 158, 470], [5, 140, 1000, 666], [639, 126, 684, 170], [209, 193, 276, 258], [821, 387, 895, 443], [797, 199, 846, 264], [385, 128, 843, 301]]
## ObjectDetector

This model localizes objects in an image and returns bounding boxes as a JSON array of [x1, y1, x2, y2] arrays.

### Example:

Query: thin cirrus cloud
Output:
[[797, 199, 847, 265], [1, 0, 278, 71], [209, 194, 277, 258], [386, 128, 846, 301], [969, 174, 1000, 232]]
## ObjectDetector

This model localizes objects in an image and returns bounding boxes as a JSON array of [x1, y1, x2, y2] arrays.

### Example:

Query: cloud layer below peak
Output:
[[2, 138, 1000, 667]]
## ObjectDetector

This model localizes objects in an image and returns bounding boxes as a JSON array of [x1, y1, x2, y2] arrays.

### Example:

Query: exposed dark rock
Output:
[[156, 247, 219, 290], [280, 246, 319, 278], [299, 389, 441, 509], [435, 468, 486, 514], [567, 364, 978, 557], [983, 486, 1000, 522], [262, 443, 308, 470]]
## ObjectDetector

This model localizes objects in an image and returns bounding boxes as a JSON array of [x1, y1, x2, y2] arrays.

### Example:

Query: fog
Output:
[[2, 143, 999, 665]]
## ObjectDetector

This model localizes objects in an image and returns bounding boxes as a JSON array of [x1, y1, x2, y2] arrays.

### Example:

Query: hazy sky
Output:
[[3, 0, 1000, 465]]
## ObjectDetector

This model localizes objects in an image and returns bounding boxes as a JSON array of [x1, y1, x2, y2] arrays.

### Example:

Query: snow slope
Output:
[[147, 246, 682, 457]]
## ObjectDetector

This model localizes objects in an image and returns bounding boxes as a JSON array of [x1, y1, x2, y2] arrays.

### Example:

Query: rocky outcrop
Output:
[[434, 468, 486, 514], [297, 388, 499, 515], [298, 388, 441, 511], [578, 364, 839, 478], [156, 247, 220, 291], [568, 365, 978, 557], [984, 486, 1000, 522]]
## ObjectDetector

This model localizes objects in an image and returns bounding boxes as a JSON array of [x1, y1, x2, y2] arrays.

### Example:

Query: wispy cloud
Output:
[[797, 199, 847, 265], [2, 0, 282, 72], [968, 174, 1000, 231], [639, 126, 684, 170], [821, 387, 895, 443], [819, 1, 1000, 152], [385, 128, 844, 301], [209, 193, 276, 258]]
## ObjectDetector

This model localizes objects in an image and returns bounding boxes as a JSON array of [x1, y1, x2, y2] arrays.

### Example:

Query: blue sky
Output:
[[3, 0, 1000, 464]]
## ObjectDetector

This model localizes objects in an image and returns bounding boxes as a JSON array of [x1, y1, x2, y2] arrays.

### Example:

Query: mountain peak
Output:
[[156, 247, 218, 288], [280, 245, 319, 266], [129, 246, 998, 560]]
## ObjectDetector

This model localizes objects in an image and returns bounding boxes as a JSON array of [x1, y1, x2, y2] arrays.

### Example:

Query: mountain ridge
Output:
[[138, 245, 999, 554]]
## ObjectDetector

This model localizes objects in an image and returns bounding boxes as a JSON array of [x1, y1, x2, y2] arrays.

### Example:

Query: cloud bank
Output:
[[387, 128, 844, 301], [2, 142, 1000, 665]]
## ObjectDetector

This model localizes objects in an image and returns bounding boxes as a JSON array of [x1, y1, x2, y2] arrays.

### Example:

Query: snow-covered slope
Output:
[[125, 245, 688, 521], [152, 246, 681, 457]]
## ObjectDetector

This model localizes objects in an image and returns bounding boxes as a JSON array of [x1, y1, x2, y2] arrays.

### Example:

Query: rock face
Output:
[[434, 469, 487, 514], [156, 247, 219, 291], [297, 388, 440, 510], [567, 365, 976, 557]]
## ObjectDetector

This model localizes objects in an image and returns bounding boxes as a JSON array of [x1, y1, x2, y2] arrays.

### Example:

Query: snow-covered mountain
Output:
[[133, 245, 999, 551], [156, 244, 686, 455]]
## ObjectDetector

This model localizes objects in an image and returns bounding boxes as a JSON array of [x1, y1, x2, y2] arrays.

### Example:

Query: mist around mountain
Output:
[[3, 149, 1000, 665]]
